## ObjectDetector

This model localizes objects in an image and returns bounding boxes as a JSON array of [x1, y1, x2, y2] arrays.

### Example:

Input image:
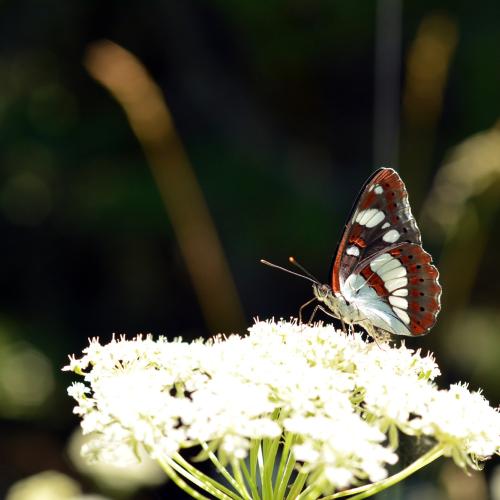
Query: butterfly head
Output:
[[313, 283, 345, 317], [313, 282, 360, 325], [312, 283, 331, 301]]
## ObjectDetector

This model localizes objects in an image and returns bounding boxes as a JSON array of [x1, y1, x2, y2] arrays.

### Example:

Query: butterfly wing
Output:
[[341, 243, 441, 336], [331, 167, 441, 336], [330, 168, 421, 293]]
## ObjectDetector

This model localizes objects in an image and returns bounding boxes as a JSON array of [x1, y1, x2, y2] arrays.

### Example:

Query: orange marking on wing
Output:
[[427, 283, 441, 294], [360, 190, 376, 209], [347, 224, 367, 248], [425, 298, 439, 310], [350, 237, 367, 248], [420, 312, 436, 328], [360, 267, 388, 297], [410, 321, 426, 335], [409, 302, 421, 312]]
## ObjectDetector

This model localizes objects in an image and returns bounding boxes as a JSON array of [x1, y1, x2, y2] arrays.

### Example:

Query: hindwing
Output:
[[353, 243, 441, 336]]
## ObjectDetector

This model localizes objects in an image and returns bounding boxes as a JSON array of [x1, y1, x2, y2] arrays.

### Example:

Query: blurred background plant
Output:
[[0, 1, 499, 498]]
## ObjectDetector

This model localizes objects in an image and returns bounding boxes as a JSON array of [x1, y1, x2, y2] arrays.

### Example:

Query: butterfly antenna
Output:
[[288, 256, 320, 283], [260, 259, 318, 284]]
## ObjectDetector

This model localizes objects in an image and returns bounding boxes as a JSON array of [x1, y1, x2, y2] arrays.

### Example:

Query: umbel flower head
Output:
[[64, 320, 500, 499]]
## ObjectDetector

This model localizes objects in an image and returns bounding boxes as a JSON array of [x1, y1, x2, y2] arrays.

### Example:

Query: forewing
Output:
[[331, 168, 421, 293], [353, 243, 442, 336]]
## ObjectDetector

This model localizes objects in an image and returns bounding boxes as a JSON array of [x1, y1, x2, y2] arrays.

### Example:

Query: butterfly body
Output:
[[313, 272, 417, 340], [313, 283, 364, 326], [313, 168, 441, 339]]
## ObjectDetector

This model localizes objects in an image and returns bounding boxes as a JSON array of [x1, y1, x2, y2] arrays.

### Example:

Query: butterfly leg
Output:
[[362, 322, 392, 344], [299, 297, 317, 324], [316, 305, 345, 330], [307, 305, 320, 324]]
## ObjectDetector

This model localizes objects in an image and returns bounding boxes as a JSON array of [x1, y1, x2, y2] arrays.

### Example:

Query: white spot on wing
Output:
[[382, 229, 400, 243], [385, 277, 408, 292], [393, 307, 410, 325], [382, 222, 390, 229], [389, 296, 408, 310], [374, 185, 383, 195], [346, 246, 360, 257], [365, 210, 385, 228], [369, 253, 392, 272], [380, 266, 407, 281], [356, 208, 378, 226], [372, 257, 400, 274], [392, 288, 408, 297]]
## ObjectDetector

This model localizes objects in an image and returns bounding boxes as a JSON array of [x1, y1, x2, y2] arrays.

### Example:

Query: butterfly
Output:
[[262, 167, 442, 341]]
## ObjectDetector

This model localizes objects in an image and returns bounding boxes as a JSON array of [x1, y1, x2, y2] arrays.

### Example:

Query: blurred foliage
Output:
[[0, 0, 499, 498]]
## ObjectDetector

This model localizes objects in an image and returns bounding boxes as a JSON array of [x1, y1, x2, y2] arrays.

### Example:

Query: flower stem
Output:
[[157, 456, 211, 500], [240, 457, 261, 500], [286, 470, 309, 500], [276, 432, 294, 487], [250, 438, 260, 482], [199, 441, 248, 499], [324, 444, 445, 499], [169, 453, 236, 500], [263, 436, 281, 497], [274, 432, 296, 500], [231, 457, 252, 500]]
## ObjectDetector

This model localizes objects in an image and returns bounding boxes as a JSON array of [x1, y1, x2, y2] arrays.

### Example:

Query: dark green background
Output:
[[0, 1, 499, 498]]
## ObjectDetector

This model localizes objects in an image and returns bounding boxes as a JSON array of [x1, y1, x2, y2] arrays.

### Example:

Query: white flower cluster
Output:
[[65, 320, 500, 492]]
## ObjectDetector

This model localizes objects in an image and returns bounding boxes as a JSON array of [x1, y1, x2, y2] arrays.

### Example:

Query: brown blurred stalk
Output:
[[400, 12, 458, 209], [84, 40, 245, 333]]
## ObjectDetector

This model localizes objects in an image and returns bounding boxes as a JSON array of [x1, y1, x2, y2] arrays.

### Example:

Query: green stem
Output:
[[257, 443, 265, 491], [297, 482, 323, 500], [240, 457, 261, 500], [324, 444, 445, 500], [263, 436, 281, 497], [276, 432, 294, 491], [170, 452, 236, 500], [231, 457, 252, 500], [157, 456, 211, 500], [275, 434, 298, 500], [199, 441, 247, 500], [286, 470, 309, 500], [250, 438, 260, 490]]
